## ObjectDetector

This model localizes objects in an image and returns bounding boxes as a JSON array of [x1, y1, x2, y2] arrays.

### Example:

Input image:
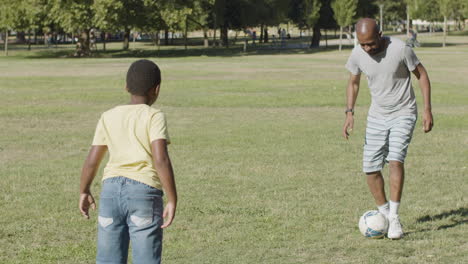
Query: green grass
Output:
[[0, 35, 467, 263]]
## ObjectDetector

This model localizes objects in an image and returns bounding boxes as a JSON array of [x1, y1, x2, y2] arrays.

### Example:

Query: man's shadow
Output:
[[406, 207, 468, 235]]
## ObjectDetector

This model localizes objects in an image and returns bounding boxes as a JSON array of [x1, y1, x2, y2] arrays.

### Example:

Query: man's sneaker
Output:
[[388, 215, 404, 239]]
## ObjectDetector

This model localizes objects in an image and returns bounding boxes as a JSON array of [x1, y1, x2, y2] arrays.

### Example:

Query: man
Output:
[[343, 18, 433, 239]]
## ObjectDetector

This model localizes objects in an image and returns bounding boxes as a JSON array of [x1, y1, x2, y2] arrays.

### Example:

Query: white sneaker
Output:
[[388, 215, 404, 239]]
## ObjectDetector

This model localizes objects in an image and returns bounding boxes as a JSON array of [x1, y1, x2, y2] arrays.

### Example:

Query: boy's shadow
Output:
[[406, 207, 468, 236]]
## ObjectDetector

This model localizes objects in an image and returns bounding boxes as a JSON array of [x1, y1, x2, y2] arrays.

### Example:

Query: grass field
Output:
[[0, 33, 467, 263]]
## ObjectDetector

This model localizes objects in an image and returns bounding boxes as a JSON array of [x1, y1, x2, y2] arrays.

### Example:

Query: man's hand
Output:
[[79, 193, 96, 219], [343, 114, 354, 139], [161, 201, 176, 228], [423, 109, 434, 133]]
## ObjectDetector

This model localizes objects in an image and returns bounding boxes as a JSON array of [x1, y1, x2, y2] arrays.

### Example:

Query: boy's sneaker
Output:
[[388, 215, 404, 239]]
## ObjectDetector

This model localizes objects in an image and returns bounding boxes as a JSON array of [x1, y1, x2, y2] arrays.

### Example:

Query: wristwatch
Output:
[[345, 108, 354, 115]]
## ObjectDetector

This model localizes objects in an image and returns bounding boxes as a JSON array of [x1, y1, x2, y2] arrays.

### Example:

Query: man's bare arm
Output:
[[412, 64, 434, 133], [343, 73, 361, 139]]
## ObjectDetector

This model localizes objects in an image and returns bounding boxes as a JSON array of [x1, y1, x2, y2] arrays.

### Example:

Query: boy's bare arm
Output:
[[412, 63, 434, 133], [343, 73, 361, 139], [79, 145, 107, 219], [151, 139, 177, 228]]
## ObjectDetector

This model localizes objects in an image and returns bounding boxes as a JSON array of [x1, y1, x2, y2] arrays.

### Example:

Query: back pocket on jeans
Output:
[[128, 197, 155, 227], [98, 197, 115, 228]]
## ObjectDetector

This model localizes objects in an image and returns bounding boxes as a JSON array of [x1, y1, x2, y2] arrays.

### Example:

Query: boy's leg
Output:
[[125, 181, 164, 264], [96, 179, 130, 264]]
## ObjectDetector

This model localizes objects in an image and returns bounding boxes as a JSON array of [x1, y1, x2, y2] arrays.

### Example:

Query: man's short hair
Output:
[[126, 59, 161, 96]]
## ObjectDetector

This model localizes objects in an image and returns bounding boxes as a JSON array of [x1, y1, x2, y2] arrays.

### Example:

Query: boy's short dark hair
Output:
[[126, 59, 161, 96]]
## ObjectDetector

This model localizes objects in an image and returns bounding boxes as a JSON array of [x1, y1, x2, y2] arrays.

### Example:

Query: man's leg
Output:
[[386, 161, 405, 239], [386, 115, 416, 239], [366, 170, 387, 205], [363, 115, 390, 215], [389, 161, 404, 203]]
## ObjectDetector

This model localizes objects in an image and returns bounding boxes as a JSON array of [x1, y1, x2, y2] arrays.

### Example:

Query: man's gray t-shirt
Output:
[[345, 36, 420, 118]]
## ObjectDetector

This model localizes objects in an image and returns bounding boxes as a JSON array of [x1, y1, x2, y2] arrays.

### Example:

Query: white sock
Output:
[[389, 200, 400, 218], [377, 202, 389, 217]]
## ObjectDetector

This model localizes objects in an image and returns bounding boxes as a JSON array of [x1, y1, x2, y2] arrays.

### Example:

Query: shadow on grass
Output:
[[419, 42, 460, 48], [22, 43, 351, 59], [406, 207, 468, 236], [417, 207, 467, 225]]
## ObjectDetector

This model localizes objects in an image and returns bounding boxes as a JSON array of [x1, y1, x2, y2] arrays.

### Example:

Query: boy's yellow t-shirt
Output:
[[92, 104, 170, 189]]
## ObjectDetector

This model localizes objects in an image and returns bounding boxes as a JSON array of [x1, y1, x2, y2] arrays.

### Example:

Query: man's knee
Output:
[[389, 160, 404, 169], [366, 171, 382, 178]]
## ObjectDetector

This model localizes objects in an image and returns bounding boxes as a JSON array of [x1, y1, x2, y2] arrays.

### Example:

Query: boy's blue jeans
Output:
[[96, 177, 163, 264]]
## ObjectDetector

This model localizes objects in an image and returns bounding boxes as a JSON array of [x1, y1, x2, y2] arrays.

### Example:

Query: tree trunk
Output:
[[213, 28, 217, 47], [4, 31, 8, 56], [76, 30, 91, 57], [184, 17, 188, 50], [406, 5, 410, 36], [339, 26, 342, 51], [123, 28, 130, 50], [164, 29, 169, 45], [28, 30, 31, 51], [379, 4, 384, 32], [324, 29, 328, 48], [233, 31, 239, 45], [17, 31, 26, 43], [310, 26, 321, 48], [203, 28, 209, 48], [102, 32, 106, 51], [221, 25, 228, 47], [443, 15, 447, 48], [260, 24, 264, 43]]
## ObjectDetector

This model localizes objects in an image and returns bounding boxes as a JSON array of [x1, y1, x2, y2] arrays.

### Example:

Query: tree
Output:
[[48, 0, 95, 56], [0, 0, 16, 55], [331, 0, 357, 51], [159, 1, 193, 47], [187, 0, 215, 47], [376, 0, 406, 31], [438, 0, 455, 47], [17, 0, 48, 50], [288, 0, 322, 47], [94, 0, 160, 50], [355, 0, 379, 19], [408, 0, 441, 34]]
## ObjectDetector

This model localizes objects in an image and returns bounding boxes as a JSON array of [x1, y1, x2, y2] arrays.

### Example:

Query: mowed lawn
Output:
[[0, 34, 467, 263]]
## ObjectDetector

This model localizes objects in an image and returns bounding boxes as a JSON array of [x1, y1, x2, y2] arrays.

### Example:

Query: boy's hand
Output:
[[79, 193, 96, 219], [161, 201, 176, 228]]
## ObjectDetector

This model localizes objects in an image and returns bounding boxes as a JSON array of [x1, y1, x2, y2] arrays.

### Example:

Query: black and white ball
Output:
[[359, 210, 389, 238]]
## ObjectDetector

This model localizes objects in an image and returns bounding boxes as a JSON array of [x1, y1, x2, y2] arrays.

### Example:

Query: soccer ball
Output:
[[359, 210, 389, 238]]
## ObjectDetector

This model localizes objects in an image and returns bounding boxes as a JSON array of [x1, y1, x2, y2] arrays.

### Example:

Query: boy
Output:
[[79, 59, 177, 263]]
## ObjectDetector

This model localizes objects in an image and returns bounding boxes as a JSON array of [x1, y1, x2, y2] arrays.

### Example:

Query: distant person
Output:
[[79, 59, 177, 263], [252, 30, 257, 45], [90, 31, 97, 50], [342, 18, 433, 239], [407, 28, 420, 48], [281, 28, 286, 47]]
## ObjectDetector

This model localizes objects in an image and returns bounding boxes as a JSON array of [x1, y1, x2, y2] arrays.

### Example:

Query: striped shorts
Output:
[[363, 114, 417, 173]]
